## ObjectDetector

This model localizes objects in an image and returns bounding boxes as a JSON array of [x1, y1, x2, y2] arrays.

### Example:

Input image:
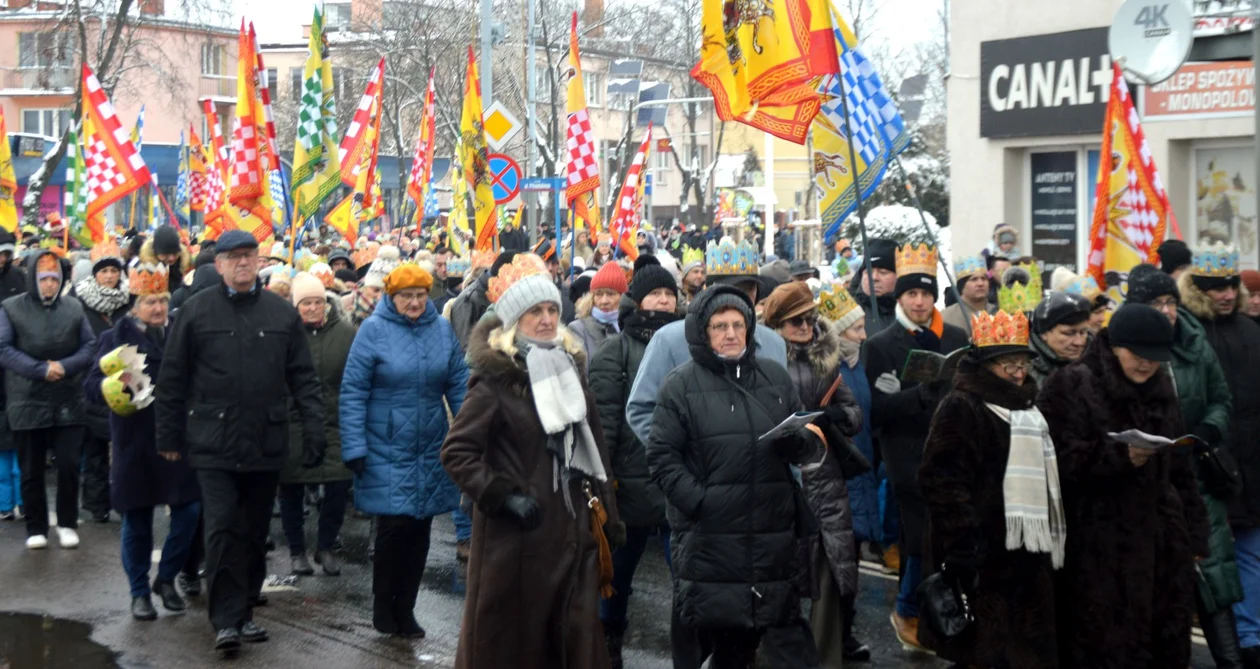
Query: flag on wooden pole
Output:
[[406, 66, 437, 233], [461, 47, 498, 251], [610, 123, 652, 261], [227, 21, 276, 243], [201, 102, 229, 239], [565, 13, 602, 232], [325, 59, 385, 244]]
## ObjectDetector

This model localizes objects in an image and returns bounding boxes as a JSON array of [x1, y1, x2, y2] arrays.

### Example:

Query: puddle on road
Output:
[[0, 613, 122, 668]]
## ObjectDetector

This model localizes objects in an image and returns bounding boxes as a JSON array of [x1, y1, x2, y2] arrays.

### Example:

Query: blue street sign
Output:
[[645, 173, 653, 196], [521, 176, 566, 192]]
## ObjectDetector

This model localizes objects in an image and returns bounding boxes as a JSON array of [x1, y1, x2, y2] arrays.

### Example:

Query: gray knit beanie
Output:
[[497, 274, 562, 328]]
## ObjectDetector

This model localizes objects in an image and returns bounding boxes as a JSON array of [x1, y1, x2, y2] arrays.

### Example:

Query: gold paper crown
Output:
[[128, 263, 170, 296], [351, 247, 378, 270], [971, 310, 1030, 349], [997, 262, 1043, 314], [90, 240, 121, 262], [487, 254, 548, 303], [682, 246, 704, 267], [817, 284, 859, 323], [895, 243, 937, 278]]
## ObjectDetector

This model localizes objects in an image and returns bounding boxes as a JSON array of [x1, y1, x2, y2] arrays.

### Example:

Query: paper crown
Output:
[[1062, 274, 1102, 300], [90, 240, 121, 262], [296, 254, 325, 272], [953, 254, 986, 280], [971, 310, 1030, 349], [471, 250, 497, 271], [817, 284, 859, 323], [896, 243, 937, 278], [447, 257, 471, 278], [706, 239, 759, 277], [682, 246, 705, 267], [309, 262, 334, 288], [128, 263, 170, 296], [487, 254, 548, 303], [351, 247, 378, 270], [1193, 242, 1240, 278], [997, 263, 1043, 314]]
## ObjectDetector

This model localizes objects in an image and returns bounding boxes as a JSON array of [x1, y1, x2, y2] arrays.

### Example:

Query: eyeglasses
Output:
[[784, 314, 818, 329], [395, 292, 428, 303], [1001, 361, 1030, 375], [707, 321, 748, 335], [1150, 296, 1179, 311]]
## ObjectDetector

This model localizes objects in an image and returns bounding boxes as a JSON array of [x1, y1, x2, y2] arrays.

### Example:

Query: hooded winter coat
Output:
[[1167, 305, 1243, 612], [647, 286, 807, 630], [340, 296, 469, 519], [0, 258, 21, 452], [862, 308, 968, 555], [281, 293, 356, 486], [917, 359, 1059, 668], [83, 315, 199, 512], [588, 304, 680, 528], [1179, 274, 1260, 530], [1037, 333, 1209, 668], [138, 237, 192, 294], [0, 250, 97, 432], [447, 273, 492, 350], [441, 315, 618, 669], [1027, 328, 1074, 389]]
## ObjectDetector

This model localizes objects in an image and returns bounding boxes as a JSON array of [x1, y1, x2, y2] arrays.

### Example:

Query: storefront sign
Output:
[[981, 28, 1112, 138], [1194, 1, 1254, 37], [1140, 61, 1256, 120], [1030, 152, 1079, 271]]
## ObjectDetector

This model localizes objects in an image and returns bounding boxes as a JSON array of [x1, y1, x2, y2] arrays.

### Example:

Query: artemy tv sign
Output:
[[980, 28, 1113, 138]]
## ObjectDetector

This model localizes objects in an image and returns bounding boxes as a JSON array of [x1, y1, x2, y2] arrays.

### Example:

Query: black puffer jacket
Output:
[[1179, 273, 1260, 529], [647, 286, 805, 629], [448, 273, 492, 350], [155, 279, 325, 472], [588, 306, 681, 528]]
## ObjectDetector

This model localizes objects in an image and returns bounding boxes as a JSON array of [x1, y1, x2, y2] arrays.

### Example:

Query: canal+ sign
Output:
[[980, 28, 1113, 138]]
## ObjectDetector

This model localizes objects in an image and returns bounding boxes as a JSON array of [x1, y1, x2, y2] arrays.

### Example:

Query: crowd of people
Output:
[[7, 214, 1260, 669]]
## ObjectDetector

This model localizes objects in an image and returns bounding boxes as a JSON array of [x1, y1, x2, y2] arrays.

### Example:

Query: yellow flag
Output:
[[448, 161, 469, 256], [565, 12, 602, 232], [292, 7, 342, 220], [461, 47, 498, 251], [0, 107, 16, 233]]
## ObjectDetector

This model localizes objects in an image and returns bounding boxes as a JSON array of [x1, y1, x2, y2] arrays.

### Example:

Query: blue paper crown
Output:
[[953, 254, 986, 280], [706, 238, 759, 277], [1193, 242, 1240, 278], [446, 257, 471, 278], [1063, 274, 1102, 300]]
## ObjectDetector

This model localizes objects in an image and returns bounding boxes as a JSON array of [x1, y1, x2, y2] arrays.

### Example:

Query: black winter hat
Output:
[[1157, 239, 1192, 274], [569, 272, 593, 303], [335, 268, 359, 284], [152, 225, 181, 256], [630, 264, 678, 305], [0, 230, 15, 255], [92, 257, 123, 275], [127, 234, 147, 259], [865, 238, 898, 272], [632, 253, 660, 273], [194, 247, 216, 269], [1125, 263, 1179, 304], [1033, 291, 1092, 334], [490, 251, 519, 278], [1108, 303, 1174, 362], [895, 273, 938, 301]]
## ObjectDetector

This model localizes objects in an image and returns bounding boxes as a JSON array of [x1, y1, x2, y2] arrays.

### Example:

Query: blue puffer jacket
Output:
[[841, 358, 882, 545], [340, 296, 470, 519]]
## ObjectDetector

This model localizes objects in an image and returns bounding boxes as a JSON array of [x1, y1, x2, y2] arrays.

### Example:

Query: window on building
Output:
[[201, 44, 225, 77], [17, 32, 72, 69], [584, 72, 603, 108], [608, 92, 634, 112], [290, 67, 304, 102], [21, 108, 70, 138], [655, 143, 673, 170], [332, 66, 348, 100], [265, 67, 278, 101], [382, 0, 413, 26], [325, 2, 351, 30], [683, 144, 710, 170], [537, 72, 555, 103]]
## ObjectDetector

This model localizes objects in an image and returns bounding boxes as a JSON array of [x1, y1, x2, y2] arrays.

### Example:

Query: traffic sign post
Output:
[[487, 153, 522, 204]]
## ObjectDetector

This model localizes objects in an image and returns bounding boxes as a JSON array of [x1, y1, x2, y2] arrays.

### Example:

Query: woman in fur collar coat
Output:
[[1037, 305, 1209, 668], [441, 265, 622, 669]]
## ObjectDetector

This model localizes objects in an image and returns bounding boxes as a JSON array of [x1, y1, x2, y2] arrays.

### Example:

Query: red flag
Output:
[[610, 124, 652, 261], [81, 64, 151, 243], [406, 67, 437, 224]]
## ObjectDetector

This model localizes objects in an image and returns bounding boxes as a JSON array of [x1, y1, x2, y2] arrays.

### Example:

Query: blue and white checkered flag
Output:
[[423, 184, 439, 219]]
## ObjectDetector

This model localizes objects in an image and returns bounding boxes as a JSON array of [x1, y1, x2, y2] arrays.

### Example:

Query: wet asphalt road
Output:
[[0, 485, 1220, 668]]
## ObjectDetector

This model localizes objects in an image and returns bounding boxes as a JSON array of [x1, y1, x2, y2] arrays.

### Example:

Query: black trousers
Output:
[[80, 434, 110, 516], [278, 480, 351, 554], [197, 469, 278, 632], [674, 618, 821, 669], [183, 511, 205, 578], [16, 426, 84, 536], [373, 515, 433, 625]]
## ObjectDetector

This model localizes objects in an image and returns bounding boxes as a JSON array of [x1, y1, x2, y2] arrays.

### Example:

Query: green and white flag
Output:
[[291, 7, 341, 221]]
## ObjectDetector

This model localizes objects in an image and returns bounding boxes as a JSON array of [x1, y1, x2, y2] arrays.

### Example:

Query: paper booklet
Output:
[[1106, 430, 1204, 453], [900, 348, 968, 385], [758, 411, 824, 444]]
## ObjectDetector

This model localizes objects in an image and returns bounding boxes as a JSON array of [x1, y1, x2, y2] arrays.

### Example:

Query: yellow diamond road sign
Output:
[[482, 101, 521, 151]]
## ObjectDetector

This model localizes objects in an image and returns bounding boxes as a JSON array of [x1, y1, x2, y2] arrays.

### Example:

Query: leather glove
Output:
[[345, 457, 366, 476], [822, 402, 856, 435], [301, 445, 325, 469], [943, 553, 979, 594], [874, 372, 901, 394], [502, 493, 543, 531]]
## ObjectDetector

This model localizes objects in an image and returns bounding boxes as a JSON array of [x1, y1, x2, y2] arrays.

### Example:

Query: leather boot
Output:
[[603, 621, 626, 669]]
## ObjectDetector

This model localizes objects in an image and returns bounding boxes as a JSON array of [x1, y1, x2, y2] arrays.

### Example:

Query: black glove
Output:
[[773, 428, 810, 462], [943, 552, 979, 594], [301, 446, 324, 469], [502, 493, 543, 531], [345, 457, 366, 476], [822, 403, 856, 435]]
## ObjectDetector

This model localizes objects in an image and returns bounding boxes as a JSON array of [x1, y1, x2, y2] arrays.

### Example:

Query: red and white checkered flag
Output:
[[610, 124, 652, 260], [340, 58, 385, 189], [565, 12, 602, 232], [81, 65, 150, 234]]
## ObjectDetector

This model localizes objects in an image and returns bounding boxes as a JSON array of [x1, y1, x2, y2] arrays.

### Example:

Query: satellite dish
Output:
[[1109, 0, 1194, 85]]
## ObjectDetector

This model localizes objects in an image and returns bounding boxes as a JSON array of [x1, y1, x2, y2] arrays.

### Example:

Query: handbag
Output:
[[917, 569, 973, 641], [1195, 441, 1243, 499]]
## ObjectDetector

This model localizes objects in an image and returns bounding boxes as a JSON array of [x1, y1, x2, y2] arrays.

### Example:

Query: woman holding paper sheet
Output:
[[1038, 303, 1209, 668], [82, 263, 201, 622]]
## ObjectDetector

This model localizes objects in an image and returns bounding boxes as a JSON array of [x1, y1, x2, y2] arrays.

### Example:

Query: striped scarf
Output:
[[985, 403, 1066, 569]]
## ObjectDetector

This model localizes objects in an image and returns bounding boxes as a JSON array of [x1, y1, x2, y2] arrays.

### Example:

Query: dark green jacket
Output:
[[282, 294, 355, 485], [1170, 306, 1242, 612]]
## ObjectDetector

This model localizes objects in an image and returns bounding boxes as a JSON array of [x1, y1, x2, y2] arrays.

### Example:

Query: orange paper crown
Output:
[[351, 247, 378, 270], [970, 310, 1030, 349], [896, 243, 937, 278], [90, 240, 122, 262], [128, 263, 170, 296], [487, 254, 548, 303]]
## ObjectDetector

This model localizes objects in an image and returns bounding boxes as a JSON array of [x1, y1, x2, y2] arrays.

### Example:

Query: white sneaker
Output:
[[26, 534, 47, 550], [56, 527, 79, 549]]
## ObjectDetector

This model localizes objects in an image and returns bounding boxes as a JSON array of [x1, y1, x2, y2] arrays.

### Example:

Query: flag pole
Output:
[[833, 74, 882, 335], [892, 153, 971, 336]]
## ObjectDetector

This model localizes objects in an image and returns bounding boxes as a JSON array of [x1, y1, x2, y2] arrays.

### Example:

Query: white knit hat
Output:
[[291, 272, 326, 306], [496, 274, 561, 327], [364, 245, 401, 289]]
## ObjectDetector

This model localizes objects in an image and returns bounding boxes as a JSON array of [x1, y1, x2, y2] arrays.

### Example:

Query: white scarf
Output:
[[985, 403, 1066, 569], [520, 335, 607, 516]]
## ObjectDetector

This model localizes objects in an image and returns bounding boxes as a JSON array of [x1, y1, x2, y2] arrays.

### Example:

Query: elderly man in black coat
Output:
[[155, 231, 326, 657]]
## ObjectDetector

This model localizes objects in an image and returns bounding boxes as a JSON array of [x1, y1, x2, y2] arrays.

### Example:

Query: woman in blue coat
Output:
[[340, 263, 470, 639], [83, 264, 201, 622]]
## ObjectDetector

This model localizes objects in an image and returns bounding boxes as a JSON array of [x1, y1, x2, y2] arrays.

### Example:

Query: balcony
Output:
[[198, 75, 237, 100], [0, 67, 75, 94]]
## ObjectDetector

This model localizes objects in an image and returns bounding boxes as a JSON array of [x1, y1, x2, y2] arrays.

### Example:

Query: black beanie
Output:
[[569, 273, 593, 303], [128, 234, 146, 258], [334, 268, 359, 284], [633, 253, 660, 273], [1125, 263, 1179, 304], [894, 273, 938, 300], [630, 265, 678, 305], [194, 247, 216, 269], [1108, 303, 1174, 362], [865, 238, 897, 272], [1157, 239, 1192, 274], [153, 226, 181, 256]]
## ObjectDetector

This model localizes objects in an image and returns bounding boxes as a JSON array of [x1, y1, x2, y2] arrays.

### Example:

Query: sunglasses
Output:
[[784, 314, 818, 328]]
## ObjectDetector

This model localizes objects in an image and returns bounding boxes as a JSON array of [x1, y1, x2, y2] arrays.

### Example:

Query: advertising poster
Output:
[[1030, 152, 1079, 271], [1195, 146, 1258, 269]]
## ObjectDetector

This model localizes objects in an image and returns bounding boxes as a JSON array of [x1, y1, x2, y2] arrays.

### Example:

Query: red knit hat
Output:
[[590, 261, 628, 294]]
